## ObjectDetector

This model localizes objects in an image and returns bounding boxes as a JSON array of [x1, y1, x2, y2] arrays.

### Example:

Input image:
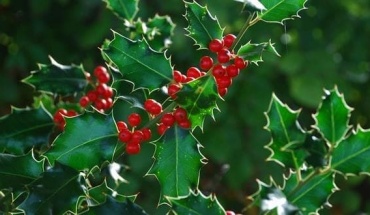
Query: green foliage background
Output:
[[1, 0, 370, 214]]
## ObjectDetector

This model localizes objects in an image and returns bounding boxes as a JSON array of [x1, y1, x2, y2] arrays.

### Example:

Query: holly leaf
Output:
[[88, 180, 131, 205], [0, 106, 53, 155], [18, 162, 87, 215], [45, 112, 119, 171], [237, 40, 280, 65], [258, 0, 307, 24], [104, 0, 139, 21], [184, 1, 224, 49], [302, 132, 328, 168], [147, 126, 206, 200], [22, 57, 88, 96], [146, 15, 176, 51], [234, 0, 267, 12], [313, 88, 353, 146], [102, 32, 173, 91], [176, 75, 219, 130], [331, 127, 370, 175], [167, 190, 225, 215], [264, 94, 306, 169], [0, 152, 44, 190], [86, 197, 148, 215]]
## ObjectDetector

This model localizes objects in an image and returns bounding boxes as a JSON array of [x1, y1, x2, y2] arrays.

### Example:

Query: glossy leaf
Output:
[[258, 0, 307, 24], [45, 112, 118, 171], [234, 0, 267, 11], [0, 106, 53, 155], [104, 0, 138, 21], [264, 94, 306, 168], [184, 1, 224, 49], [168, 190, 225, 215], [19, 163, 87, 215], [22, 57, 87, 96], [86, 197, 148, 215], [102, 32, 172, 91], [313, 88, 352, 145], [302, 132, 328, 168], [0, 152, 44, 190], [146, 15, 176, 51], [88, 180, 128, 205], [176, 75, 219, 130], [331, 127, 370, 175], [147, 126, 206, 199], [237, 40, 280, 65]]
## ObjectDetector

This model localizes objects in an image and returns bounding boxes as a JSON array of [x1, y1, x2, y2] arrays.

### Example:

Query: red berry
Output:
[[217, 49, 230, 63], [126, 142, 141, 155], [131, 130, 144, 143], [234, 57, 247, 69], [97, 71, 110, 84], [94, 66, 107, 78], [178, 119, 191, 129], [157, 123, 169, 135], [212, 64, 226, 78], [186, 67, 201, 79], [223, 34, 236, 48], [79, 96, 90, 108], [128, 113, 141, 127], [119, 129, 132, 143], [105, 97, 113, 109], [226, 64, 240, 77], [144, 99, 155, 111], [174, 107, 188, 122], [168, 84, 181, 99], [216, 76, 232, 88], [141, 128, 152, 141], [209, 39, 223, 52], [87, 90, 98, 102], [96, 83, 108, 96], [173, 70, 183, 83], [116, 121, 128, 132], [94, 98, 107, 110], [184, 76, 195, 83], [218, 87, 228, 97], [144, 99, 162, 115], [161, 113, 175, 127], [199, 56, 213, 71], [180, 74, 187, 83], [225, 211, 236, 215], [53, 108, 67, 126], [66, 110, 78, 117], [200, 71, 207, 76], [103, 87, 114, 98]]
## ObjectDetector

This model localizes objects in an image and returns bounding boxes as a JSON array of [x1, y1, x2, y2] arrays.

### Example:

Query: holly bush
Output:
[[1, 0, 370, 214]]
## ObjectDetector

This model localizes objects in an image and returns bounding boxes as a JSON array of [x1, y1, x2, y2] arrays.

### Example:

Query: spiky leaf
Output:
[[265, 94, 306, 168], [88, 180, 129, 205], [102, 32, 172, 91], [313, 88, 352, 145], [302, 132, 328, 168], [86, 197, 148, 215], [146, 15, 176, 51], [237, 40, 280, 65], [0, 106, 53, 155], [176, 76, 219, 130], [45, 112, 119, 171], [18, 163, 87, 215], [331, 127, 370, 175], [258, 0, 307, 24], [168, 191, 225, 215], [22, 57, 87, 96], [104, 0, 139, 21], [184, 1, 224, 49], [147, 126, 206, 199], [0, 152, 44, 190]]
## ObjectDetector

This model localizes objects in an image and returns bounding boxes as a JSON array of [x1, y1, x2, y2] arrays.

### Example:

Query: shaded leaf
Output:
[[258, 0, 307, 24], [102, 32, 172, 91], [45, 112, 119, 171], [147, 126, 206, 199], [168, 190, 225, 215], [264, 94, 306, 168], [313, 88, 353, 145], [176, 75, 219, 130], [86, 197, 148, 215], [19, 163, 87, 215], [104, 0, 139, 21], [237, 40, 280, 65], [88, 180, 129, 206], [22, 57, 87, 96], [302, 132, 328, 168], [0, 106, 53, 155], [0, 152, 44, 190], [184, 1, 224, 49], [146, 15, 176, 51]]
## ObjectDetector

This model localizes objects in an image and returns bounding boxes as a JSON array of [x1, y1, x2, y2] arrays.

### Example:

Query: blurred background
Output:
[[1, 0, 370, 214]]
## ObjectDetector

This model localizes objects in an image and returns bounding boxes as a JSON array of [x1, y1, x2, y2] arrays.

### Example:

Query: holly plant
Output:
[[2, 0, 369, 214]]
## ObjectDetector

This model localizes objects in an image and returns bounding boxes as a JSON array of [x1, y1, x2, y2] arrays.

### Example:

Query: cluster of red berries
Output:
[[117, 113, 152, 155], [168, 68, 207, 99], [53, 108, 78, 130], [79, 66, 114, 112]]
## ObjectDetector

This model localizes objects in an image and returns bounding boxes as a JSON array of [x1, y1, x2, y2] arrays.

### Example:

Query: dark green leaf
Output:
[[88, 180, 129, 205], [146, 15, 176, 51], [102, 32, 173, 91], [104, 0, 139, 21], [313, 88, 352, 145], [45, 112, 119, 171], [22, 57, 88, 96], [19, 163, 87, 215], [331, 127, 370, 175], [168, 190, 225, 215], [264, 94, 306, 169], [0, 152, 44, 190], [147, 126, 206, 199], [258, 0, 307, 24], [237, 40, 280, 65], [176, 75, 219, 130], [0, 106, 53, 155], [86, 197, 148, 215], [184, 1, 224, 49], [302, 132, 328, 168]]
